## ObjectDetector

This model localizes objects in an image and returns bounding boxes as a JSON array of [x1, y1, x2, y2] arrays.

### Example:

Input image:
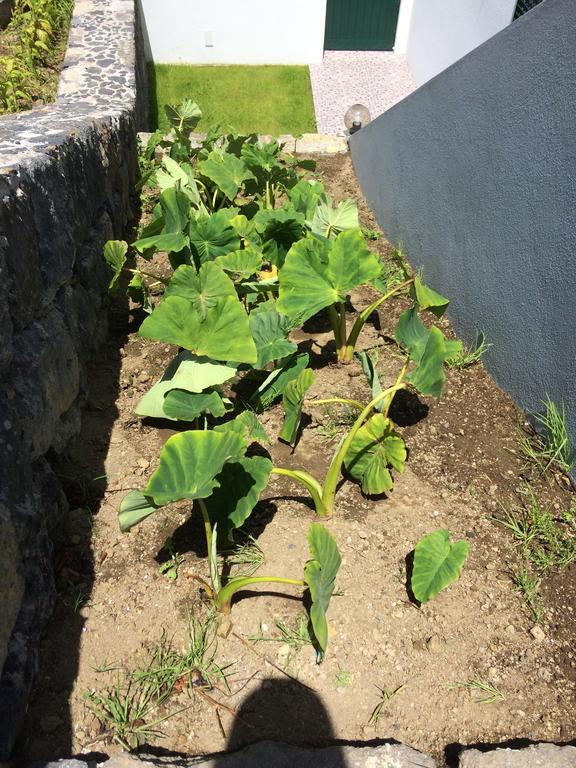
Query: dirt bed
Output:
[[16, 155, 576, 767]]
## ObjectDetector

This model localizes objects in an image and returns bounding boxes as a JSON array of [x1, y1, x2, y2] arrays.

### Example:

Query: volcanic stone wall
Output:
[[0, 0, 146, 756]]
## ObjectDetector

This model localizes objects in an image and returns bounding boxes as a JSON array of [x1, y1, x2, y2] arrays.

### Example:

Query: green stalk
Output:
[[341, 279, 414, 363], [327, 304, 344, 350], [271, 467, 326, 516], [309, 397, 364, 411], [320, 381, 407, 516], [215, 576, 304, 613], [198, 499, 219, 593]]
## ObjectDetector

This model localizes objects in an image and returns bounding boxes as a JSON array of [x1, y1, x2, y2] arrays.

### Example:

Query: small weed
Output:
[[221, 536, 265, 576], [159, 537, 185, 581], [445, 333, 491, 369], [361, 227, 380, 241], [449, 679, 504, 704], [316, 404, 358, 441], [369, 684, 404, 725], [334, 668, 352, 687], [518, 397, 575, 477], [513, 567, 543, 623], [385, 246, 411, 288], [249, 615, 313, 652]]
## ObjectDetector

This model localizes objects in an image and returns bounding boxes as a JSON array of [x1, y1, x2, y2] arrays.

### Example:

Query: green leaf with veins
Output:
[[215, 247, 263, 279], [145, 429, 247, 506], [164, 99, 202, 133], [139, 294, 257, 364], [202, 455, 273, 542], [188, 211, 241, 265], [344, 414, 406, 494], [250, 352, 310, 411], [160, 186, 191, 234], [311, 195, 359, 239], [163, 389, 227, 421], [305, 523, 342, 657], [103, 240, 127, 292], [410, 276, 450, 317], [249, 305, 297, 369], [199, 151, 256, 200], [279, 367, 315, 447], [277, 229, 381, 324], [215, 410, 270, 444], [165, 262, 237, 317], [132, 232, 189, 256], [411, 529, 469, 603], [288, 178, 325, 220], [119, 490, 161, 532], [135, 352, 236, 420]]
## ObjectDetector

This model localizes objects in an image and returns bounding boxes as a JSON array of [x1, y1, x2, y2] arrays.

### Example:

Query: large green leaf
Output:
[[250, 352, 310, 411], [249, 305, 296, 369], [277, 230, 381, 324], [304, 523, 342, 657], [411, 529, 469, 604], [139, 295, 257, 364], [189, 212, 241, 265], [104, 240, 128, 292], [254, 207, 305, 268], [119, 490, 161, 533], [165, 99, 202, 133], [202, 455, 273, 542], [215, 411, 270, 444], [410, 276, 449, 317], [344, 414, 406, 494], [215, 248, 263, 279], [165, 262, 237, 317], [135, 352, 236, 420], [279, 368, 315, 447], [199, 151, 256, 200], [311, 196, 359, 239], [156, 156, 201, 205], [355, 350, 383, 412], [132, 232, 189, 256], [160, 186, 191, 234], [288, 178, 325, 220], [145, 430, 246, 506], [163, 389, 227, 421], [395, 307, 453, 397]]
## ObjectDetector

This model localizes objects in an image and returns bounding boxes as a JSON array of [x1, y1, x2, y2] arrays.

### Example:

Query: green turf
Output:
[[148, 64, 317, 135]]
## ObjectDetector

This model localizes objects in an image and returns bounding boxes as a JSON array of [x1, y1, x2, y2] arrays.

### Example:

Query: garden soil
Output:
[[15, 155, 576, 767]]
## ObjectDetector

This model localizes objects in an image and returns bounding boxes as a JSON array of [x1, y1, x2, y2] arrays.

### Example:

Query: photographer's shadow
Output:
[[214, 676, 347, 766]]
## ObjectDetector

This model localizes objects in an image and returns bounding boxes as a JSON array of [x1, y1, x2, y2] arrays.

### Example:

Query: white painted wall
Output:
[[139, 0, 327, 64], [402, 0, 517, 86]]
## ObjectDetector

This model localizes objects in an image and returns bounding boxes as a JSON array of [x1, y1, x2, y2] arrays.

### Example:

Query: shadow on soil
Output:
[[12, 297, 130, 764]]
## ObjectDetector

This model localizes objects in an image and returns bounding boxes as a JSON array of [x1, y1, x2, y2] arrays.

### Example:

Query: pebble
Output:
[[530, 625, 545, 642], [426, 635, 444, 653], [137, 457, 149, 469], [505, 624, 516, 635]]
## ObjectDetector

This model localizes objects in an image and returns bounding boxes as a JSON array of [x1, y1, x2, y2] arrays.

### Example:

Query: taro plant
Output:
[[119, 413, 341, 657], [410, 529, 469, 604], [270, 305, 462, 517], [277, 227, 453, 364]]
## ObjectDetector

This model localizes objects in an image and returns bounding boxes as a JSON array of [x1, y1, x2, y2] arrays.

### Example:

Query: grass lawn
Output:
[[148, 64, 317, 135]]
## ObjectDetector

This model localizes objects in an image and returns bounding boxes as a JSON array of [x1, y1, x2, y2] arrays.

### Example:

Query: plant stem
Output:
[[327, 304, 343, 350], [215, 576, 304, 613], [307, 397, 364, 411], [198, 499, 219, 593], [271, 467, 327, 516], [341, 279, 414, 363], [336, 302, 348, 362], [321, 382, 407, 515]]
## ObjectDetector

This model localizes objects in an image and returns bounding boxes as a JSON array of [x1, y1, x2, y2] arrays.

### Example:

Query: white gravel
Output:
[[309, 51, 416, 136]]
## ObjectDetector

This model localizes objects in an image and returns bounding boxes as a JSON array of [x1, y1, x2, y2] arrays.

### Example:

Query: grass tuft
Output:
[[518, 397, 575, 477], [449, 679, 504, 704]]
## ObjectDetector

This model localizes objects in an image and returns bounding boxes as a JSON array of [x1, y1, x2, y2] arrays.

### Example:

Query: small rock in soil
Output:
[[530, 625, 545, 642]]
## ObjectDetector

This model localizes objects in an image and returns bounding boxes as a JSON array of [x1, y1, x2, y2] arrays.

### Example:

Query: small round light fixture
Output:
[[344, 103, 371, 135]]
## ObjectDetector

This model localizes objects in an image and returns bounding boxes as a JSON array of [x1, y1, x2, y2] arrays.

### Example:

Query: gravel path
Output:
[[309, 51, 416, 136]]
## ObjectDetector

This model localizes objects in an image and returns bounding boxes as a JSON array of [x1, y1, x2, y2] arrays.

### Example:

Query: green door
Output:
[[324, 0, 401, 51]]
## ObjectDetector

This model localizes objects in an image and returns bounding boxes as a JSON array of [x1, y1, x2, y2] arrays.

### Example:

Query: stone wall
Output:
[[0, 0, 145, 757]]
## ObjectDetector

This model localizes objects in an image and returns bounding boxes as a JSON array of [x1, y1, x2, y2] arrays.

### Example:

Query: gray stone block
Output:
[[91, 741, 437, 768], [459, 743, 576, 767]]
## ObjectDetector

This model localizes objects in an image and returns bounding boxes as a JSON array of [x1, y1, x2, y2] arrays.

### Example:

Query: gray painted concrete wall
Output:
[[350, 0, 576, 459]]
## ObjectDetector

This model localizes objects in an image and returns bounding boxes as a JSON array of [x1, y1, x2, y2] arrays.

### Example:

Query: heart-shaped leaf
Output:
[[132, 232, 189, 256], [411, 529, 469, 603], [165, 262, 237, 317], [163, 389, 227, 421], [395, 307, 453, 397], [199, 151, 256, 200], [279, 367, 315, 447], [410, 276, 449, 317], [202, 455, 273, 542], [164, 99, 202, 133], [215, 411, 270, 444], [104, 240, 128, 292], [249, 305, 296, 369], [135, 352, 236, 420], [311, 195, 359, 239], [277, 230, 381, 325], [304, 523, 342, 657], [344, 414, 406, 494], [139, 294, 257, 364], [119, 490, 161, 532], [250, 352, 310, 411], [215, 248, 263, 279], [145, 430, 246, 506], [189, 211, 241, 265]]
